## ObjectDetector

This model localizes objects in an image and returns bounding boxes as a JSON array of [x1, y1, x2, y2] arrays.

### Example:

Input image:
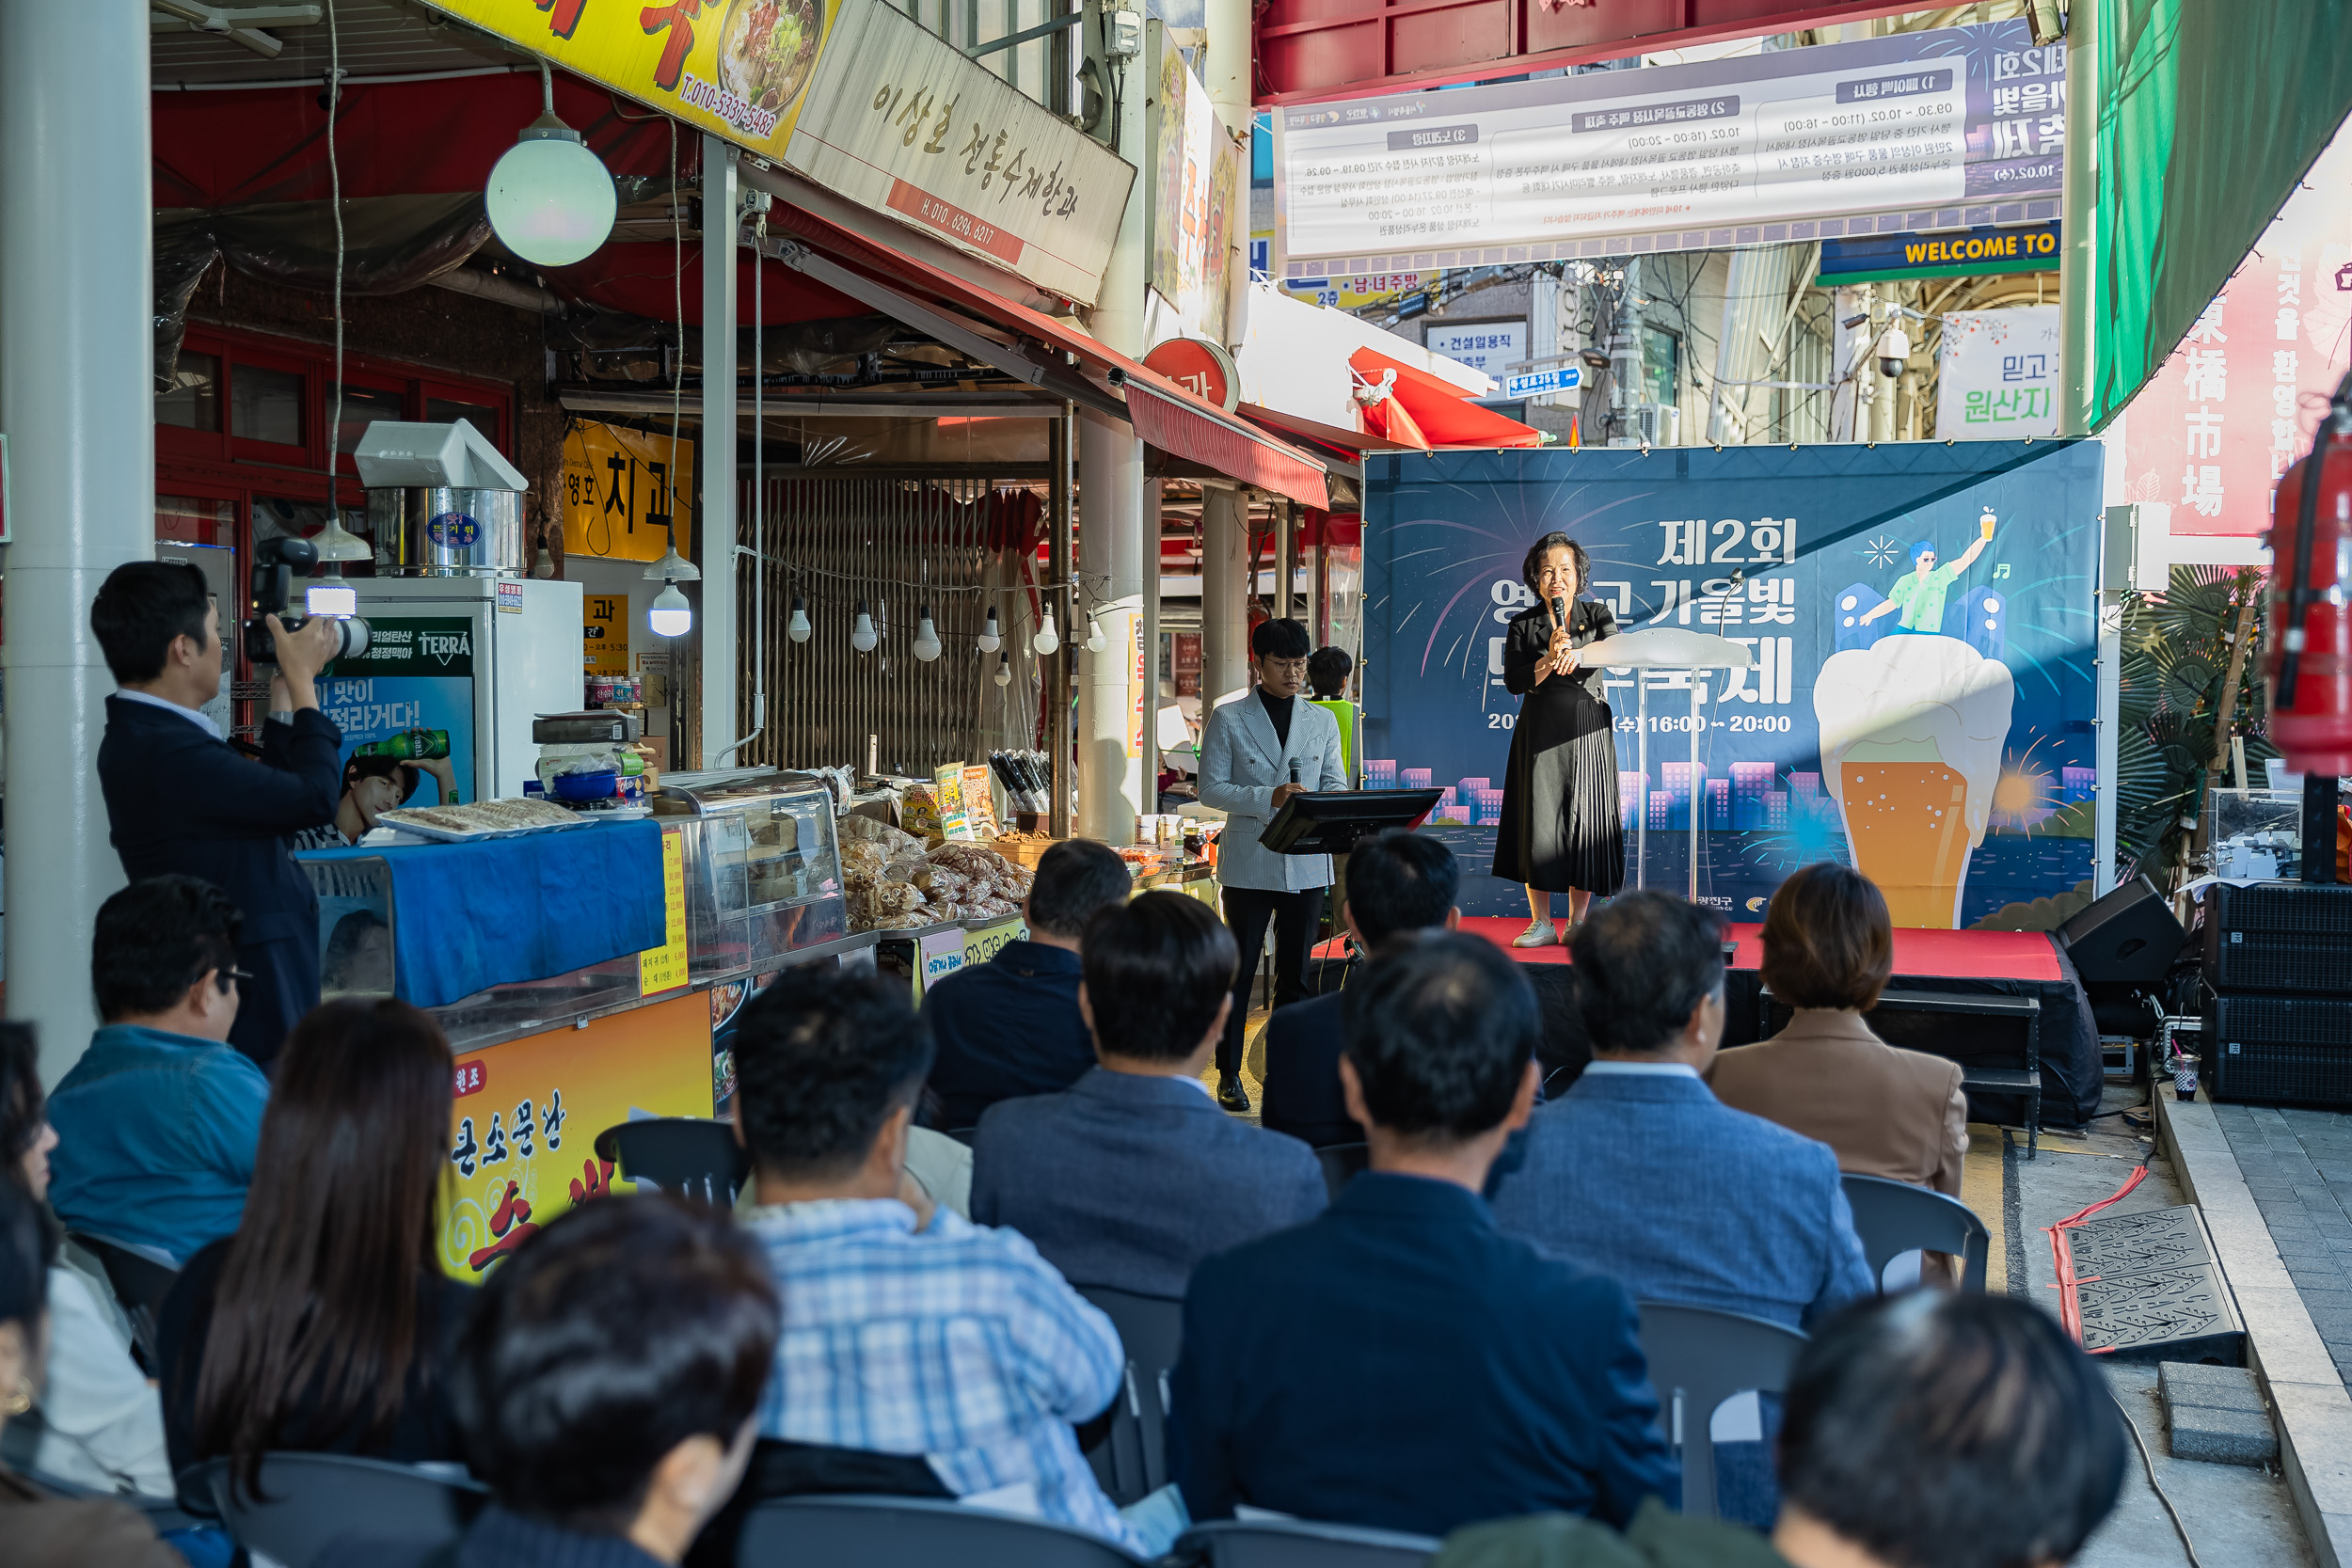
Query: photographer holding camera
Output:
[[90, 561, 344, 1070]]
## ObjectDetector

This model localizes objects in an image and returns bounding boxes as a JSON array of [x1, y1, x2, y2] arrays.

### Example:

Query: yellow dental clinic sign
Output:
[[562, 420, 693, 566], [421, 0, 837, 159]]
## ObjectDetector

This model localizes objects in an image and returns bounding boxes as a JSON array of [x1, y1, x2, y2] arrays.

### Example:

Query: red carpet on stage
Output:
[[1457, 916, 2063, 983]]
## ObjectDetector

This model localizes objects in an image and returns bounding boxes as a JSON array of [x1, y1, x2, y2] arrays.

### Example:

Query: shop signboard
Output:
[[584, 593, 630, 675], [1141, 337, 1239, 410], [319, 617, 476, 808], [1276, 19, 2064, 278], [562, 421, 693, 565], [1820, 221, 2059, 284], [2117, 113, 2352, 537], [440, 992, 714, 1279], [1277, 267, 1435, 314], [1933, 307, 2060, 440], [1150, 36, 1244, 341], [639, 828, 691, 995], [782, 0, 1137, 305], [1361, 441, 2103, 929], [422, 0, 838, 160], [1424, 320, 1527, 382]]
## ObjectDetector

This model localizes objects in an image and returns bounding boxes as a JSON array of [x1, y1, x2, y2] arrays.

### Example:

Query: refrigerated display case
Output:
[[650, 769, 867, 983]]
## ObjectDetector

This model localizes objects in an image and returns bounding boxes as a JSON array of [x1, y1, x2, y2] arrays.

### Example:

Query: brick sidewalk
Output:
[[2212, 1104, 2352, 1388]]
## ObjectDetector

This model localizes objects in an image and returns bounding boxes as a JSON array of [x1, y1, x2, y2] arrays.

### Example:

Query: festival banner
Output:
[[1361, 441, 2104, 928], [440, 993, 715, 1280]]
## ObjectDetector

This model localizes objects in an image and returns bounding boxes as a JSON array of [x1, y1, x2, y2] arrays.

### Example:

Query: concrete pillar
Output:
[[1077, 412, 1144, 844], [1204, 0, 1254, 347], [2, 0, 153, 1082], [1201, 485, 1250, 712], [698, 135, 739, 766], [1141, 478, 1163, 807], [2058, 0, 2099, 437]]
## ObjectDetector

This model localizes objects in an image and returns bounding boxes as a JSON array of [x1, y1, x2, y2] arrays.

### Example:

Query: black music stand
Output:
[[1259, 789, 1445, 856]]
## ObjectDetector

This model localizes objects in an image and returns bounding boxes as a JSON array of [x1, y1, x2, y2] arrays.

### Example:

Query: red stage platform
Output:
[[1454, 916, 2065, 984]]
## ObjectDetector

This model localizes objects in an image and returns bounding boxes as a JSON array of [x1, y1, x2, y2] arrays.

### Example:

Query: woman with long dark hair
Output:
[[1492, 531, 1624, 944], [157, 998, 470, 1490]]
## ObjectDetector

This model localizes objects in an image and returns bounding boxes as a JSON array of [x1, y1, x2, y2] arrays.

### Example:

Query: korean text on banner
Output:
[[1934, 307, 2060, 440], [1276, 19, 2064, 275], [782, 0, 1137, 305], [563, 420, 693, 565], [1151, 38, 1242, 341], [638, 829, 690, 994], [441, 992, 713, 1279], [319, 617, 477, 807], [425, 0, 837, 161]]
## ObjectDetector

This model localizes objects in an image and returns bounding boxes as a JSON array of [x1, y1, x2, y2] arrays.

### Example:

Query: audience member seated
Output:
[[1261, 829, 1459, 1148], [1707, 863, 1969, 1199], [919, 839, 1133, 1130], [0, 1180, 180, 1568], [0, 1024, 172, 1497], [1490, 890, 1872, 1328], [732, 965, 1164, 1553], [1424, 1292, 2126, 1568], [972, 891, 1325, 1297], [158, 999, 474, 1490], [1170, 932, 1676, 1537], [346, 1195, 780, 1568], [46, 878, 268, 1265]]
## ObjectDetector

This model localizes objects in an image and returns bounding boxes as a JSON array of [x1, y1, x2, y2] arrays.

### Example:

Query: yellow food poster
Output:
[[425, 0, 838, 163], [638, 829, 690, 994], [584, 593, 629, 675], [965, 914, 1025, 963], [562, 421, 694, 566], [439, 993, 714, 1279]]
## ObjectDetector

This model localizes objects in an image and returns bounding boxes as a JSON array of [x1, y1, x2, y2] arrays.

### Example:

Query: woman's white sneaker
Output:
[[1511, 919, 1557, 948]]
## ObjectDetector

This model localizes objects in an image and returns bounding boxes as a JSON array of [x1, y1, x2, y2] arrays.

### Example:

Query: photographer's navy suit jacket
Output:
[[98, 695, 342, 1068]]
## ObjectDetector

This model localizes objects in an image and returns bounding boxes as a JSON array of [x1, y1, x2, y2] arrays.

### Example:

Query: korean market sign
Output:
[[421, 0, 837, 158], [562, 421, 693, 565], [782, 0, 1136, 304], [1275, 18, 2063, 279], [1150, 36, 1243, 341], [2117, 115, 2352, 538], [1933, 307, 2059, 440]]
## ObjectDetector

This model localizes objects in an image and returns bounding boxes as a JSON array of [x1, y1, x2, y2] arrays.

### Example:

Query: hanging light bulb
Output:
[[1033, 608, 1060, 657], [531, 531, 557, 578], [1085, 616, 1107, 655], [913, 605, 943, 662], [642, 543, 700, 584], [485, 61, 618, 268], [993, 661, 1012, 688], [649, 579, 692, 638], [851, 598, 879, 654], [787, 594, 811, 643], [310, 513, 371, 564], [977, 606, 1002, 654]]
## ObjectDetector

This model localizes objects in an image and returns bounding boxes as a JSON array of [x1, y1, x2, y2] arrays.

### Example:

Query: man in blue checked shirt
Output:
[[730, 964, 1180, 1554]]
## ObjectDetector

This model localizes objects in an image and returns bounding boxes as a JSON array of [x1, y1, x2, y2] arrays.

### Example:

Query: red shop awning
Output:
[[1348, 347, 1547, 450], [763, 194, 1333, 509]]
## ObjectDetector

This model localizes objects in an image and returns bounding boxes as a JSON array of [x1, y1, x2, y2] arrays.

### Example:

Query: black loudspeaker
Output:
[[2056, 876, 2187, 988], [2203, 881, 2352, 993], [2203, 993, 2352, 1107]]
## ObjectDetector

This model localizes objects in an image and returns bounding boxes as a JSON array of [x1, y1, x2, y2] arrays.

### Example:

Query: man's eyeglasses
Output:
[[219, 966, 254, 990]]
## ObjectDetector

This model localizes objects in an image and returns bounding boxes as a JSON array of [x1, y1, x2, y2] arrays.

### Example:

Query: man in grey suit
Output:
[[1488, 889, 1873, 1526], [1197, 617, 1349, 1112], [971, 892, 1327, 1299]]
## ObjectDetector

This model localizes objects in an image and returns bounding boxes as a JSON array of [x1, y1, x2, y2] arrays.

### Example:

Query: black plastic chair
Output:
[[1076, 1285, 1184, 1506], [592, 1117, 752, 1204], [1179, 1517, 1440, 1567], [1635, 1303, 1805, 1522], [66, 1231, 179, 1369], [1314, 1143, 1369, 1201], [1839, 1172, 1991, 1293], [739, 1493, 1153, 1566], [191, 1452, 489, 1568]]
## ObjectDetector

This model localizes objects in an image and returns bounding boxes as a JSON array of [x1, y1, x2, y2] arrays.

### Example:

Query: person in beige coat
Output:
[[1707, 863, 1968, 1199]]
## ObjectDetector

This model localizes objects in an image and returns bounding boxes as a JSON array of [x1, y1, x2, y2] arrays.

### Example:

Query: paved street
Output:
[[2211, 1104, 2352, 1386]]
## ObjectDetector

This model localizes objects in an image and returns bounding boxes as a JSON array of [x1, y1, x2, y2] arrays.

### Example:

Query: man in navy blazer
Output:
[[91, 562, 343, 1069], [972, 892, 1325, 1298], [1261, 829, 1460, 1148], [1170, 932, 1676, 1538]]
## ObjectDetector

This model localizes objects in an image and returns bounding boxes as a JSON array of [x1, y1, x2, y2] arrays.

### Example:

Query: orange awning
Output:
[[1348, 347, 1547, 450]]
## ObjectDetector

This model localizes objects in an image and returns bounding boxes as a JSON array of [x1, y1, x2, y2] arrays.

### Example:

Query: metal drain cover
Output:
[[2059, 1205, 2245, 1364]]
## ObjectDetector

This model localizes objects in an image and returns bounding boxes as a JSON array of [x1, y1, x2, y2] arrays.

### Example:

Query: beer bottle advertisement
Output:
[[1359, 441, 2103, 932], [317, 617, 479, 813]]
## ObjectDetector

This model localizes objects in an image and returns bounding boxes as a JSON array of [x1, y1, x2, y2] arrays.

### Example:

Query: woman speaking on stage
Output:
[[1495, 531, 1625, 947]]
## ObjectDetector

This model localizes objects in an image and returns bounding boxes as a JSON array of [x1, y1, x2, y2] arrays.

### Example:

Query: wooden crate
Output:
[[993, 834, 1057, 868]]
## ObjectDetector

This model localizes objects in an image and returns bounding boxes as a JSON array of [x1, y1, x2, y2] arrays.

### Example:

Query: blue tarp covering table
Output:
[[299, 819, 665, 1009]]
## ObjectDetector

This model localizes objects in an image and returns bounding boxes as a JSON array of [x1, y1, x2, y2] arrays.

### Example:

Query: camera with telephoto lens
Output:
[[245, 537, 371, 664]]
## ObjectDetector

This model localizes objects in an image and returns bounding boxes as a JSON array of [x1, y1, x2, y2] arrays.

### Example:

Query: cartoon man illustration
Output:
[[1860, 510, 1995, 634]]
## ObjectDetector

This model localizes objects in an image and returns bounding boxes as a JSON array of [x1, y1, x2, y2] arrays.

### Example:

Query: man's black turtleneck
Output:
[[1257, 686, 1295, 749]]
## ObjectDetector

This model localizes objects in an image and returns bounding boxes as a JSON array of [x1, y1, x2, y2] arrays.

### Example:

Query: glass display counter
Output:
[[650, 770, 859, 982]]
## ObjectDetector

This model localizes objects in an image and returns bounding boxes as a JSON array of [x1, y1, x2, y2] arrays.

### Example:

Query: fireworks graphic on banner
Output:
[[1862, 533, 1905, 568]]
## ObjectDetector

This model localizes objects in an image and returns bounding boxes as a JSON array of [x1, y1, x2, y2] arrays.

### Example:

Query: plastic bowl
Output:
[[548, 769, 619, 802]]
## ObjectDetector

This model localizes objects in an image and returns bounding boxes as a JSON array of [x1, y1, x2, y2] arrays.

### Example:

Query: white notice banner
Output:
[[1932, 306, 2060, 439], [785, 0, 1137, 305], [1424, 320, 1528, 381], [1277, 20, 2063, 274]]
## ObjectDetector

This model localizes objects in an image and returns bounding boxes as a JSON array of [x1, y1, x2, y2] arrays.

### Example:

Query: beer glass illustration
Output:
[[1814, 636, 2013, 927]]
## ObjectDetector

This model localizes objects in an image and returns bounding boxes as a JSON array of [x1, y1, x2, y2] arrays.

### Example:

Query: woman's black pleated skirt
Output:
[[1492, 676, 1626, 895]]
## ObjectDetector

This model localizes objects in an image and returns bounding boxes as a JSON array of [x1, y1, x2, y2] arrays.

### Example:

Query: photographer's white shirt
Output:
[[115, 687, 222, 742]]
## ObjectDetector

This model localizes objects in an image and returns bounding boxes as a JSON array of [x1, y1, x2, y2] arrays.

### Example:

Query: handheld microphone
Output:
[[1550, 594, 1567, 626], [1289, 759, 1302, 785]]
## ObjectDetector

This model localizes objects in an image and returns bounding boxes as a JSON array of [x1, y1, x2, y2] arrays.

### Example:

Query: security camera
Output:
[[1873, 325, 1913, 380]]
